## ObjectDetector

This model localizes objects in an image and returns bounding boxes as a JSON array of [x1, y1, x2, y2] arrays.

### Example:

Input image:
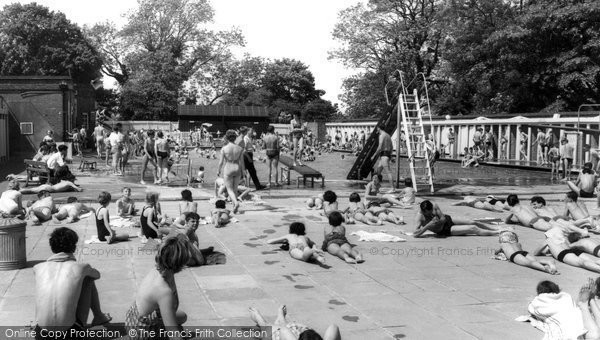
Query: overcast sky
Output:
[[10, 0, 362, 105]]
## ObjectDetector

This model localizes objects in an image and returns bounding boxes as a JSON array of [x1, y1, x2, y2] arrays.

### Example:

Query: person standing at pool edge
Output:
[[372, 124, 395, 191]]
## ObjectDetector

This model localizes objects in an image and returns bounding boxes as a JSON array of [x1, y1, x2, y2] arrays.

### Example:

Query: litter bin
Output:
[[0, 218, 27, 270]]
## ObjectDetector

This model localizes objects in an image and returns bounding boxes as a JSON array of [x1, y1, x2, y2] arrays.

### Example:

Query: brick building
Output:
[[0, 76, 96, 157]]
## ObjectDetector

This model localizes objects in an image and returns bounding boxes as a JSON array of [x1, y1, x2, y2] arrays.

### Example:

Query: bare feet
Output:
[[344, 256, 357, 264], [248, 307, 268, 326], [355, 254, 364, 263], [90, 313, 112, 327]]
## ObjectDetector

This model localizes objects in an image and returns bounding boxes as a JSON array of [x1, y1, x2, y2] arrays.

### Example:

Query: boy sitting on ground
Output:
[[116, 187, 137, 217]]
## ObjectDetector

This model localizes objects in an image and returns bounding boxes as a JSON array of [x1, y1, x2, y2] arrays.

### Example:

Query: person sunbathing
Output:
[[34, 227, 112, 332], [367, 202, 405, 225], [534, 232, 600, 273], [414, 200, 504, 238], [249, 305, 341, 340], [505, 194, 559, 232], [530, 195, 592, 230], [214, 177, 253, 202], [306, 193, 324, 210], [323, 211, 363, 263], [494, 230, 558, 274], [322, 190, 340, 217], [562, 191, 600, 229], [364, 174, 405, 207], [20, 180, 82, 194], [454, 195, 508, 212], [125, 235, 189, 339], [567, 233, 600, 258], [0, 177, 25, 218], [52, 197, 94, 224], [267, 222, 326, 265], [27, 191, 56, 225], [345, 192, 381, 225], [211, 200, 232, 228]]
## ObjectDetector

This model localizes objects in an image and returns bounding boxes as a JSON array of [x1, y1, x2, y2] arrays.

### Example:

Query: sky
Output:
[[8, 0, 363, 105]]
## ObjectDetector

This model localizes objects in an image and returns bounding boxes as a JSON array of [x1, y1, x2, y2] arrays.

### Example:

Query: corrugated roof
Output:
[[178, 105, 270, 118]]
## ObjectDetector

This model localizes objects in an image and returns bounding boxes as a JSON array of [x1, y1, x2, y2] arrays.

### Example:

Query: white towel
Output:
[[519, 292, 586, 340], [84, 236, 106, 244], [350, 230, 406, 242], [110, 216, 136, 228]]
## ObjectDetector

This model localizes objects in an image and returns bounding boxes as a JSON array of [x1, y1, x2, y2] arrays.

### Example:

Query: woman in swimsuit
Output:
[[140, 130, 158, 185], [217, 130, 245, 214], [495, 231, 558, 274], [364, 174, 404, 206], [290, 113, 306, 166], [367, 202, 405, 225], [249, 305, 341, 340], [347, 192, 381, 225], [154, 131, 170, 184], [535, 232, 600, 273], [125, 234, 189, 339], [267, 222, 325, 265], [323, 211, 363, 263]]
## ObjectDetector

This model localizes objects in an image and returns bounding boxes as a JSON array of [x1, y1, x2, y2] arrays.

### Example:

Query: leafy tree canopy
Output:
[[0, 2, 102, 82]]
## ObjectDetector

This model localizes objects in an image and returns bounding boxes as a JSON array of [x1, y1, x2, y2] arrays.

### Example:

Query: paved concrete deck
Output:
[[0, 153, 595, 339]]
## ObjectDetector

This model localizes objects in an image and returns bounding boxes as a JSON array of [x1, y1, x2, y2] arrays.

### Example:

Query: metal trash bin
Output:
[[0, 218, 27, 270]]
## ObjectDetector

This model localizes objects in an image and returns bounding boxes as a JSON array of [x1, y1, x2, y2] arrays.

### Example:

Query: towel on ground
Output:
[[350, 230, 406, 242], [517, 292, 586, 340], [110, 216, 137, 228], [84, 236, 106, 244]]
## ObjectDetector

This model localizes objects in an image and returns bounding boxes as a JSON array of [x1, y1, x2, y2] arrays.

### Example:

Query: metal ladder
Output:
[[398, 73, 434, 193]]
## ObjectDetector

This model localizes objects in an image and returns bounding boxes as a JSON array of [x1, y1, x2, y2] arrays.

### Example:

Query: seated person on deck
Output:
[[116, 187, 137, 217], [34, 227, 112, 332], [566, 167, 598, 198], [0, 177, 25, 218], [364, 174, 405, 207]]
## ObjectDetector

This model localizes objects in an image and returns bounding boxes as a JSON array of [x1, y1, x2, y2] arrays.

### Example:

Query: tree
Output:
[[302, 98, 339, 121], [85, 0, 244, 120], [0, 3, 102, 82], [330, 0, 443, 118]]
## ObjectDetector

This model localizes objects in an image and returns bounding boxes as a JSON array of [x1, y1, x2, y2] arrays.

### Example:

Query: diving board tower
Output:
[[397, 72, 435, 193]]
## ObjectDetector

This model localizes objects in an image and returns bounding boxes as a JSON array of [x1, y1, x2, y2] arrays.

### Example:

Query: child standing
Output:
[[116, 187, 137, 217], [323, 211, 363, 263], [548, 143, 561, 180], [96, 192, 129, 244], [268, 222, 325, 265]]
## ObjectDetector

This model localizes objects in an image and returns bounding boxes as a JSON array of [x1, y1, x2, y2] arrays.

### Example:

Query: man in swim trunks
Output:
[[262, 125, 280, 187], [560, 138, 574, 180], [561, 191, 600, 230], [530, 195, 591, 231], [505, 194, 557, 231], [34, 227, 112, 332], [495, 231, 558, 274], [414, 200, 504, 238], [52, 197, 95, 224], [534, 232, 600, 273], [94, 122, 106, 158], [27, 191, 56, 225], [371, 123, 395, 190], [566, 168, 597, 198]]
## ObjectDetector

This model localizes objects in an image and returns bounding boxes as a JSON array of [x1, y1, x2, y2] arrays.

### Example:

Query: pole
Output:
[[396, 102, 401, 189]]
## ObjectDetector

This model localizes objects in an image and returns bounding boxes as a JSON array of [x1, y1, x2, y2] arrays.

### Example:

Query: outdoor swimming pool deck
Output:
[[0, 153, 595, 339]]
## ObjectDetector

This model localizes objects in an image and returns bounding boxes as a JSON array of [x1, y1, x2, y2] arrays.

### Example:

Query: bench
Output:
[[24, 160, 53, 187], [278, 155, 325, 188]]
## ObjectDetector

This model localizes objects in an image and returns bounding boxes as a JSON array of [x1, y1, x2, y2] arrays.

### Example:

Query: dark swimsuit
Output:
[[436, 215, 454, 236], [322, 230, 350, 251], [380, 150, 392, 158], [509, 250, 529, 263], [580, 189, 595, 198], [95, 208, 111, 242], [141, 206, 159, 239], [557, 248, 585, 262]]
